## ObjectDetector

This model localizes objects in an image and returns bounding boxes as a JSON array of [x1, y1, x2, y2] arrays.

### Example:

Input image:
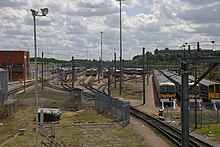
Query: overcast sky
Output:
[[0, 0, 220, 61]]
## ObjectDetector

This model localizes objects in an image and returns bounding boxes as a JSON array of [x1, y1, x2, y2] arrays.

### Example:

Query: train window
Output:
[[167, 86, 175, 94], [209, 85, 214, 93], [160, 86, 175, 94], [215, 84, 220, 93], [160, 86, 167, 94]]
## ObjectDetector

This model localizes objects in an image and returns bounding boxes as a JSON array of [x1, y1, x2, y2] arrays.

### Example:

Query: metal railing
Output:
[[95, 92, 130, 126]]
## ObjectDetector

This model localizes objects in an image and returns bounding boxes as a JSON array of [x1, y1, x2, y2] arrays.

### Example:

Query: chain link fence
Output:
[[189, 102, 220, 126], [0, 99, 18, 118], [95, 92, 130, 126]]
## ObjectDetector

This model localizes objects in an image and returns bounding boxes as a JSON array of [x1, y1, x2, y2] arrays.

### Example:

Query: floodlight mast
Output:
[[116, 0, 125, 95], [41, 8, 49, 16], [30, 8, 49, 147]]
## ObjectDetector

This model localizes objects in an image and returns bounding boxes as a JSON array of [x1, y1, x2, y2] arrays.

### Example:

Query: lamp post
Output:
[[212, 41, 215, 51], [31, 8, 49, 147], [100, 31, 103, 77], [116, 0, 125, 95], [41, 52, 44, 90]]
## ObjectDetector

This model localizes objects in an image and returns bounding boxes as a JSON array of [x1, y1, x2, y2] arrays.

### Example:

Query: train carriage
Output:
[[161, 70, 200, 99], [198, 78, 220, 100], [153, 70, 176, 109], [85, 68, 97, 76], [188, 73, 220, 100]]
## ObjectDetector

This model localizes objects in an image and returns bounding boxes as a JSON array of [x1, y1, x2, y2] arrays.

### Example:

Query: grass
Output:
[[196, 124, 220, 142], [111, 79, 143, 100], [0, 106, 42, 147], [1, 88, 145, 147], [54, 124, 144, 147]]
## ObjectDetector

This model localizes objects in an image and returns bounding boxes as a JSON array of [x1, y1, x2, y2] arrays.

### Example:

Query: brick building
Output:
[[0, 51, 30, 81]]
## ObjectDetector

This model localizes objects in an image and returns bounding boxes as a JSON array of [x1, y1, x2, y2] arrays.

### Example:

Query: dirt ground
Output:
[[77, 74, 172, 146], [130, 116, 171, 147], [128, 75, 171, 147]]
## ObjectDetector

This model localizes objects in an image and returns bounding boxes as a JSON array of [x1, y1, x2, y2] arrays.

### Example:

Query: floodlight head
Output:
[[30, 9, 38, 16], [41, 8, 49, 16]]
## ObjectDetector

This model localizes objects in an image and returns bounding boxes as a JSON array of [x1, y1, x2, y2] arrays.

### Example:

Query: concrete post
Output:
[[181, 61, 189, 147]]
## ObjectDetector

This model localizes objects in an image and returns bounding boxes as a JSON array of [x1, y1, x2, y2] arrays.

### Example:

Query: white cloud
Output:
[[0, 0, 219, 61]]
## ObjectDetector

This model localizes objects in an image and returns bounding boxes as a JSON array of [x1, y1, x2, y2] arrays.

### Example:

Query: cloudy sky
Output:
[[0, 0, 220, 61]]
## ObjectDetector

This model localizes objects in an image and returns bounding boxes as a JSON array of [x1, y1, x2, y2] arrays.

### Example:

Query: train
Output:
[[124, 68, 148, 75], [161, 70, 220, 101], [153, 69, 176, 109], [189, 75, 220, 100], [85, 68, 97, 76], [103, 68, 120, 78], [160, 70, 200, 99]]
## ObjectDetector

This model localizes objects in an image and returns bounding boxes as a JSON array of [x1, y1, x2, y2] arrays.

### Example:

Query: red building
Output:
[[0, 51, 30, 81]]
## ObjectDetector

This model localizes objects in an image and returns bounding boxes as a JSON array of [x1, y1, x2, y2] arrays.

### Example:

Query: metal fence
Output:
[[95, 92, 130, 126], [189, 102, 220, 126], [0, 99, 18, 118]]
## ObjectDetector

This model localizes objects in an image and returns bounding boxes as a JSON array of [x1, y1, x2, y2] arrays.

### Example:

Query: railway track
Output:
[[45, 74, 214, 146], [78, 75, 107, 95], [130, 107, 213, 147], [39, 127, 64, 147], [8, 81, 35, 96], [44, 82, 68, 92]]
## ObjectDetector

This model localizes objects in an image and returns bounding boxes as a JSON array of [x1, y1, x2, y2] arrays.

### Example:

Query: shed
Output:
[[0, 68, 8, 103]]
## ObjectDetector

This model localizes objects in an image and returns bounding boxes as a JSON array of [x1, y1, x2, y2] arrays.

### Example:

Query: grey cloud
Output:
[[64, 1, 118, 17], [78, 1, 108, 9], [193, 24, 220, 36], [180, 0, 219, 5], [104, 14, 119, 28], [4, 28, 32, 37], [66, 8, 118, 17], [178, 4, 220, 24], [25, 16, 51, 26], [0, 0, 27, 8], [66, 21, 87, 34]]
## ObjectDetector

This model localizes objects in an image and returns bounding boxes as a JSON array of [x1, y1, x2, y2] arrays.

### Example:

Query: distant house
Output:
[[0, 51, 30, 81], [154, 48, 214, 57]]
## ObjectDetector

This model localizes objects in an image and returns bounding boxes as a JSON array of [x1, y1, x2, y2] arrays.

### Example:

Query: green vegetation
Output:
[[112, 78, 143, 100], [1, 88, 145, 146], [30, 57, 101, 68], [197, 124, 220, 142]]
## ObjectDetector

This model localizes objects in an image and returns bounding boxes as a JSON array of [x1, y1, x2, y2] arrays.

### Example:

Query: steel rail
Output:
[[130, 107, 213, 147]]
